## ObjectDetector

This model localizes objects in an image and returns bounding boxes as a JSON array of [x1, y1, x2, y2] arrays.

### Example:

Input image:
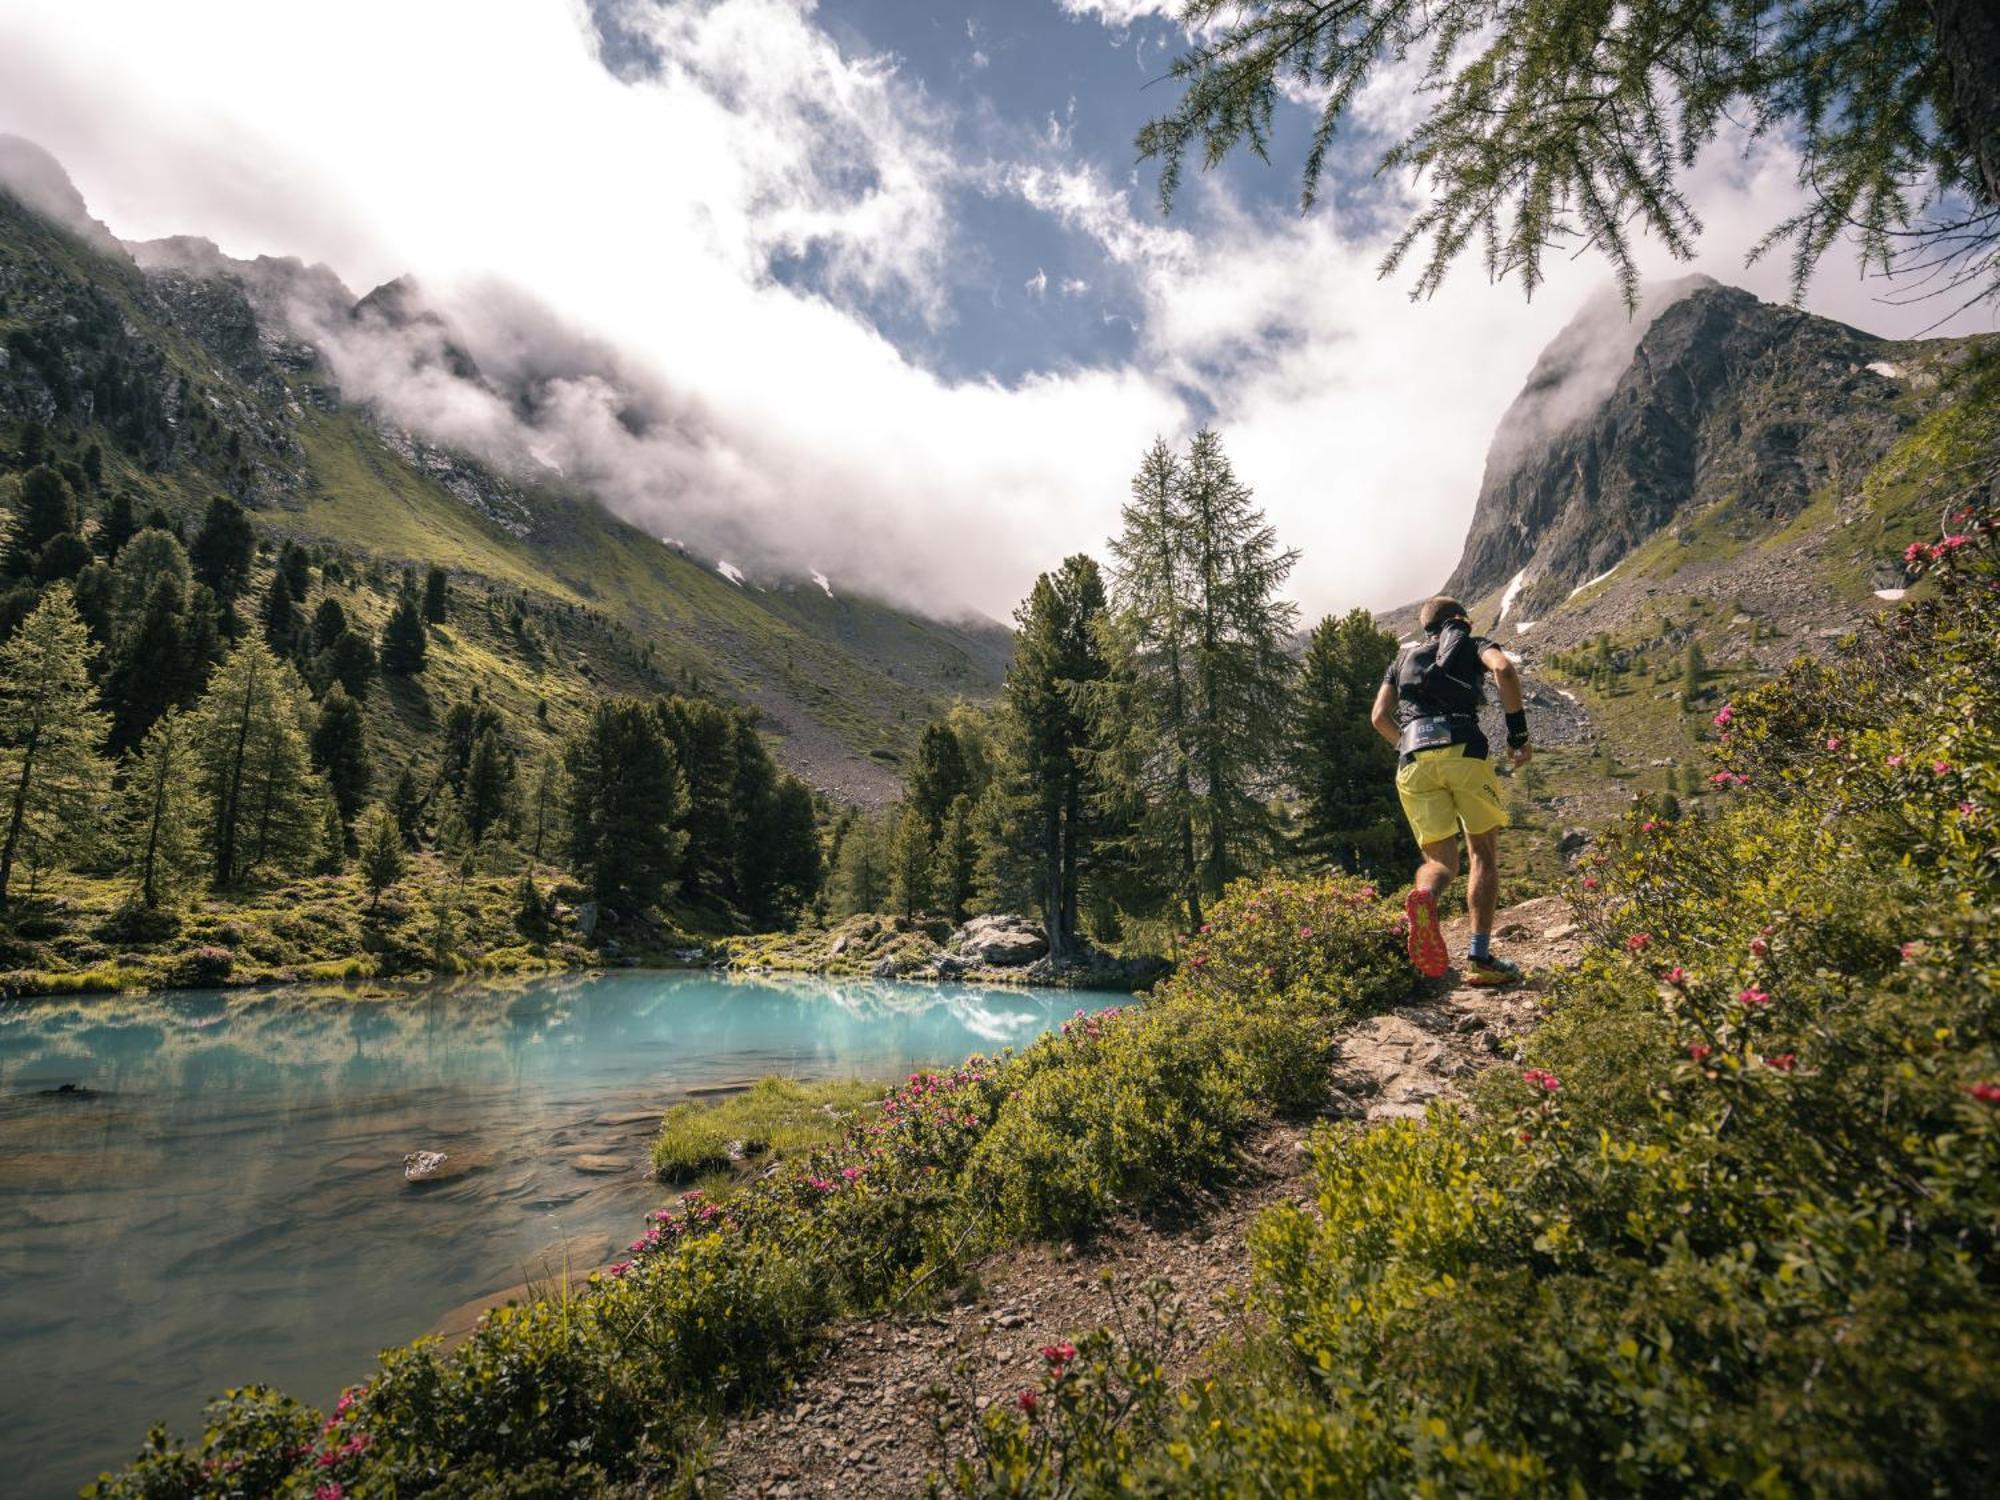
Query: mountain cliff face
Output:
[[1447, 279, 1981, 622], [0, 137, 1008, 803]]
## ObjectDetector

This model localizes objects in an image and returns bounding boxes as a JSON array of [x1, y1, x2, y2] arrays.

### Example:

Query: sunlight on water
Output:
[[0, 970, 1119, 1495]]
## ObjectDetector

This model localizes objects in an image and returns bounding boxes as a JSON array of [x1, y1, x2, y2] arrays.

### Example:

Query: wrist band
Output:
[[1505, 709, 1529, 748]]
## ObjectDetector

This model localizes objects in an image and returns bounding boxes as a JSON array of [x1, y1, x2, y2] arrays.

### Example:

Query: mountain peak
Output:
[[1447, 280, 1905, 611], [0, 134, 122, 255]]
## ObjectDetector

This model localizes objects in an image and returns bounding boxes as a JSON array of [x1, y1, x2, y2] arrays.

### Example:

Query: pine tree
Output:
[[514, 870, 552, 941], [96, 490, 138, 560], [313, 789, 347, 875], [380, 593, 427, 675], [929, 793, 978, 924], [0, 585, 111, 906], [311, 597, 348, 654], [463, 726, 514, 845], [357, 804, 405, 914], [831, 810, 891, 916], [260, 574, 300, 656], [526, 754, 561, 862], [122, 709, 207, 910], [1097, 432, 1298, 930], [999, 555, 1112, 956], [1681, 639, 1706, 708], [422, 566, 450, 624], [278, 541, 312, 601], [310, 684, 371, 826], [654, 695, 738, 900], [1290, 609, 1401, 879], [13, 419, 46, 471], [907, 723, 971, 836], [189, 496, 254, 605], [323, 627, 376, 700], [194, 639, 315, 886], [5, 466, 80, 577], [1140, 0, 2000, 305], [389, 766, 426, 848], [563, 699, 687, 912], [889, 803, 935, 917], [762, 775, 822, 923]]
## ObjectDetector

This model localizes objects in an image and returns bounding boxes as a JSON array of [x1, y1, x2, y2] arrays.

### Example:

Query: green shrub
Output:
[[939, 507, 2000, 1497]]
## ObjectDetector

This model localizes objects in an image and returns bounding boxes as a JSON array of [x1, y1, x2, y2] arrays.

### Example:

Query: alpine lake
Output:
[[0, 968, 1124, 1495]]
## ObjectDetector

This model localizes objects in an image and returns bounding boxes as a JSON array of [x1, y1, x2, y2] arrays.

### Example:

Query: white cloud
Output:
[[1025, 267, 1049, 298], [0, 0, 1989, 632]]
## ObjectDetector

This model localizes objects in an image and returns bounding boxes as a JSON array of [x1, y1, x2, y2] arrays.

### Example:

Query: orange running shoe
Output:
[[1405, 888, 1448, 979]]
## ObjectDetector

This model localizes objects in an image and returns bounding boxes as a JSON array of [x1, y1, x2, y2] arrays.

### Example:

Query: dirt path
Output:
[[705, 897, 1583, 1497]]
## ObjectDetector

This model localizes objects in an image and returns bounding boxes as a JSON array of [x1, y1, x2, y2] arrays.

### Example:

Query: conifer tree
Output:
[[463, 726, 514, 845], [123, 709, 206, 910], [389, 766, 426, 848], [278, 542, 311, 601], [1098, 432, 1298, 930], [95, 490, 138, 560], [34, 532, 92, 583], [654, 695, 738, 900], [322, 626, 376, 701], [563, 699, 687, 912], [380, 593, 427, 675], [261, 574, 301, 656], [526, 754, 562, 862], [422, 566, 450, 624], [5, 466, 80, 577], [907, 723, 971, 837], [313, 790, 347, 875], [514, 870, 552, 940], [1000, 555, 1112, 956], [0, 585, 111, 906], [930, 793, 978, 924], [194, 639, 315, 886], [761, 775, 822, 923], [189, 496, 254, 605], [311, 684, 371, 827], [1681, 639, 1706, 708], [357, 804, 406, 913], [831, 811, 891, 916], [889, 803, 935, 917], [311, 597, 348, 654], [1290, 609, 1402, 879], [1140, 0, 2000, 304]]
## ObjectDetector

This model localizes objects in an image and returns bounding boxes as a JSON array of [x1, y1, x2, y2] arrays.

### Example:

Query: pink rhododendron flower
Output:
[[1640, 820, 1657, 834], [1764, 1053, 1797, 1071], [1904, 540, 1929, 565], [1042, 1342, 1077, 1365], [1581, 876, 1599, 891], [1749, 937, 1768, 957], [1738, 988, 1772, 1008], [1627, 933, 1651, 952], [1016, 1390, 1039, 1414], [1298, 925, 1314, 939], [1713, 705, 1734, 727], [1887, 754, 1905, 767], [1825, 736, 1842, 752], [1933, 760, 1952, 775], [1901, 941, 1922, 962], [317, 1486, 345, 1500], [1663, 966, 1687, 986], [1970, 1082, 2000, 1104], [1688, 1042, 1712, 1062], [1521, 1068, 1561, 1092]]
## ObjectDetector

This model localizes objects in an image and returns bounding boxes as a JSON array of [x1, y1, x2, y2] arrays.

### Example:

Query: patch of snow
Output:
[[1867, 360, 1904, 379], [1515, 620, 1539, 635], [1556, 688, 1580, 704], [1568, 564, 1619, 600], [811, 569, 834, 598], [1874, 587, 1907, 601], [716, 560, 746, 587], [1498, 568, 1529, 623]]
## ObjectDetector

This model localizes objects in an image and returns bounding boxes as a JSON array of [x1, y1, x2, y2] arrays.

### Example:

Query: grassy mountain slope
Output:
[[0, 147, 1009, 806]]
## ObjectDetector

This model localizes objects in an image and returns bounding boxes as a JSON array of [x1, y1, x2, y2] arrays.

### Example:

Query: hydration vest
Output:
[[1396, 619, 1483, 716]]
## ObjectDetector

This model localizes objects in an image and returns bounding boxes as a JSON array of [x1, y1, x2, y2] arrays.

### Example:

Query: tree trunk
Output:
[[0, 719, 41, 909], [1042, 799, 1067, 961], [1933, 0, 2000, 207]]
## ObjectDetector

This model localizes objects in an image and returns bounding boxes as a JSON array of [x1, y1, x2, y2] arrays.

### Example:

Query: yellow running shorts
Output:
[[1395, 744, 1508, 849]]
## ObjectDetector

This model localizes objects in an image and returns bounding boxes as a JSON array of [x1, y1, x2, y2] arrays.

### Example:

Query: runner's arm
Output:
[[1480, 645, 1533, 766], [1370, 681, 1400, 748]]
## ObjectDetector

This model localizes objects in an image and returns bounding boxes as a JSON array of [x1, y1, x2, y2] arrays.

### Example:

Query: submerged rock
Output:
[[402, 1149, 492, 1185], [571, 1154, 630, 1175]]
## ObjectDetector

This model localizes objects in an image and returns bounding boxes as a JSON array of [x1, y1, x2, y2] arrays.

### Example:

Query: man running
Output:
[[1370, 595, 1531, 985]]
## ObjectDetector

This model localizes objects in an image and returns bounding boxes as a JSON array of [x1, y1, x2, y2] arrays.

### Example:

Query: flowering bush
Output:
[[940, 501, 2000, 1496], [95, 871, 1406, 1495]]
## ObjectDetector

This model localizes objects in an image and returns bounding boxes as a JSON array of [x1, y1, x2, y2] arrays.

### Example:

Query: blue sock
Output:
[[1468, 931, 1492, 961]]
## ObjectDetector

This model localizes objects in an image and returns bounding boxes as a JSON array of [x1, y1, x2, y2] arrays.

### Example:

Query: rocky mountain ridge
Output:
[[0, 135, 1009, 803]]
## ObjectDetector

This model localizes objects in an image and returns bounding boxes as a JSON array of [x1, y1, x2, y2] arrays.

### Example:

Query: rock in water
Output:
[[403, 1149, 492, 1184], [403, 1149, 449, 1182], [950, 915, 1049, 967]]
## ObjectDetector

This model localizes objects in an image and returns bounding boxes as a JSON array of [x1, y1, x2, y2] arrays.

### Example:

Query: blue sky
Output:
[[2, 0, 1989, 619]]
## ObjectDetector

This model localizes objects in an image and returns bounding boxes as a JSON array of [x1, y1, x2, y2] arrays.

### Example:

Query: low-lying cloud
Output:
[[0, 0, 1989, 624]]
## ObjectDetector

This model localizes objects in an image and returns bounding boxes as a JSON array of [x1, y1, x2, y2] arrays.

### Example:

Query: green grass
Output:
[[650, 1076, 886, 1182]]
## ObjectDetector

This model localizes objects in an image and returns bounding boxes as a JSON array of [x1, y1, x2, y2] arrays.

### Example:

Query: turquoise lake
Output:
[[0, 970, 1121, 1496]]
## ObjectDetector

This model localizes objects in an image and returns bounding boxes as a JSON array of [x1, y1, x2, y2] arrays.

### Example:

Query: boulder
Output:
[[932, 954, 969, 981], [870, 956, 899, 980], [403, 1149, 492, 1185], [950, 915, 1049, 968]]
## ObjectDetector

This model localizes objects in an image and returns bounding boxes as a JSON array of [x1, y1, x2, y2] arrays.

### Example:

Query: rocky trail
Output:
[[705, 896, 1584, 1496]]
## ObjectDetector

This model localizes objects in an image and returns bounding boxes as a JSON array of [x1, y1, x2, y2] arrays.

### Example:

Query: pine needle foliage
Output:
[[0, 584, 111, 905], [1140, 0, 2000, 308]]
